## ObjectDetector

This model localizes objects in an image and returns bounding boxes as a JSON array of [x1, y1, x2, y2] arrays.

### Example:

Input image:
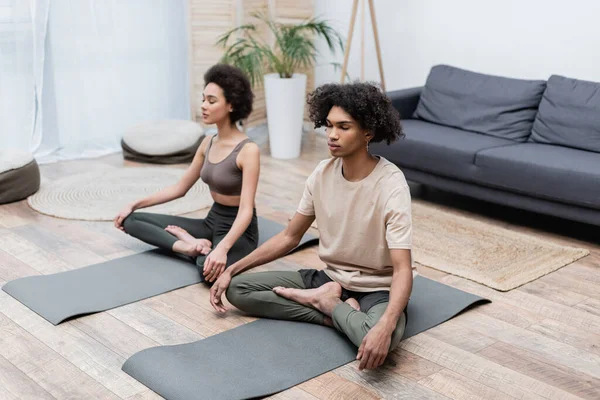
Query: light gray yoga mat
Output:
[[122, 276, 490, 400], [1, 217, 318, 325]]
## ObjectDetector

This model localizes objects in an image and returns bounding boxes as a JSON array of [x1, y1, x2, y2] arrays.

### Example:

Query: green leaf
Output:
[[215, 12, 343, 84]]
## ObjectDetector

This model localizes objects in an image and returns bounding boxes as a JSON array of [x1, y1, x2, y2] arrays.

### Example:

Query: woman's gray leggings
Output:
[[123, 202, 258, 275]]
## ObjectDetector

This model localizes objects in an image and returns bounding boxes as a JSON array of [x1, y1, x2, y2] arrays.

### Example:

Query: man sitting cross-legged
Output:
[[210, 82, 413, 370]]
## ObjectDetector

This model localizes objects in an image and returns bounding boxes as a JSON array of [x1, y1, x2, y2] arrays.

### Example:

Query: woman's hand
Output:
[[114, 205, 134, 231], [203, 245, 228, 282]]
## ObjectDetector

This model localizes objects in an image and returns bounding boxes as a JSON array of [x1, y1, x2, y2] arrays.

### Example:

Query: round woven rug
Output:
[[27, 167, 213, 221]]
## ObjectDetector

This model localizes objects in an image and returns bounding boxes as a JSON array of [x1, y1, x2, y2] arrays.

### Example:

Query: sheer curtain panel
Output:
[[0, 0, 190, 163]]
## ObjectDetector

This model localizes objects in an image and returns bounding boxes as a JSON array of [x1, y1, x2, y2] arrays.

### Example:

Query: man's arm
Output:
[[377, 249, 413, 330], [227, 212, 314, 276], [357, 248, 412, 370], [209, 212, 315, 312]]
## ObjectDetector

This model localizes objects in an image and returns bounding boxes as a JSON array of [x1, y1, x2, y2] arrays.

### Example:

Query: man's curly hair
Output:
[[204, 64, 254, 124], [307, 82, 403, 144]]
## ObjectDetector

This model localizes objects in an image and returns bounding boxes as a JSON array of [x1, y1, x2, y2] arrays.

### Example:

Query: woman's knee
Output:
[[123, 211, 155, 232], [225, 240, 256, 267], [122, 212, 139, 233]]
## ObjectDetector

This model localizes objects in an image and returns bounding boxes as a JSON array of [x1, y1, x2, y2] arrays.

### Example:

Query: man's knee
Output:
[[361, 303, 388, 332], [361, 305, 406, 349], [225, 275, 246, 307], [389, 311, 407, 350]]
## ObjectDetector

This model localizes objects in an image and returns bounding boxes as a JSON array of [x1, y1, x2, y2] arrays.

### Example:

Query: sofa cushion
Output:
[[370, 119, 513, 182], [530, 75, 600, 153], [473, 143, 600, 209], [413, 65, 546, 141]]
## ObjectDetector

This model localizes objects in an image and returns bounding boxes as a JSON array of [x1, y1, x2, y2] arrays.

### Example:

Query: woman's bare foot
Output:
[[165, 225, 212, 250], [345, 297, 360, 311], [196, 241, 211, 255], [172, 240, 211, 257], [165, 225, 196, 243], [273, 282, 343, 317]]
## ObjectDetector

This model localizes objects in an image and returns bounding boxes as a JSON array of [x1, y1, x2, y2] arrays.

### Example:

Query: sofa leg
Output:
[[411, 182, 429, 197]]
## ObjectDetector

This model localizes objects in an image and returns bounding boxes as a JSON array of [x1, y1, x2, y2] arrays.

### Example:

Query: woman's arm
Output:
[[114, 135, 211, 229], [203, 142, 260, 281]]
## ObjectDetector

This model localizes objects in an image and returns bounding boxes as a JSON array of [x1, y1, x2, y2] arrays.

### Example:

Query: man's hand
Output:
[[210, 271, 232, 313], [356, 322, 393, 370], [204, 246, 227, 282]]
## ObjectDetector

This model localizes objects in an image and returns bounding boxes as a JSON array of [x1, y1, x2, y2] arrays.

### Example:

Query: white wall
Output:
[[314, 0, 600, 90]]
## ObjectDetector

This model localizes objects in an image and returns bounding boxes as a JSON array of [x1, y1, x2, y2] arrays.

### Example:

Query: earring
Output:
[[366, 140, 370, 152]]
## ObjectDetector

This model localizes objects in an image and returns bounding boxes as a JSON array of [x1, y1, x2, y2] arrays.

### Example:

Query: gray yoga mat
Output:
[[122, 276, 490, 400], [1, 217, 318, 325]]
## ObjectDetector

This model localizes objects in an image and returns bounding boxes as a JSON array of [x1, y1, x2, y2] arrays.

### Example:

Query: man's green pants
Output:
[[226, 270, 406, 349]]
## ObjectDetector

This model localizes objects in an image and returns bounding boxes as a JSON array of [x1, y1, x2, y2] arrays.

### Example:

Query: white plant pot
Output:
[[264, 73, 307, 159]]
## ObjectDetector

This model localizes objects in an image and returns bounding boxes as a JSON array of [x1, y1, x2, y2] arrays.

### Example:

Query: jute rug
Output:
[[301, 200, 589, 291], [27, 167, 213, 221]]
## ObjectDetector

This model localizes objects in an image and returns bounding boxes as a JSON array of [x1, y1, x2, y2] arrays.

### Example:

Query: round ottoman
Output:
[[121, 120, 204, 164], [0, 150, 41, 204]]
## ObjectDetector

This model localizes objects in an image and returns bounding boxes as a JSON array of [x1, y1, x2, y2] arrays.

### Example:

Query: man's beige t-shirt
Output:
[[297, 156, 412, 292]]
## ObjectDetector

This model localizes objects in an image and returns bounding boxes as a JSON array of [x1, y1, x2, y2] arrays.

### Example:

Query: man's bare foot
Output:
[[172, 240, 210, 257], [273, 282, 343, 317], [165, 225, 212, 250], [346, 297, 360, 311]]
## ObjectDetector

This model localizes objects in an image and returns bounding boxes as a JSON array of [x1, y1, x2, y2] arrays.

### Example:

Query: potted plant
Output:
[[216, 11, 344, 159]]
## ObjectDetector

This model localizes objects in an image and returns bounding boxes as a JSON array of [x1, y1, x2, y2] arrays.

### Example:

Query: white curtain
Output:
[[0, 0, 190, 163], [0, 0, 48, 153]]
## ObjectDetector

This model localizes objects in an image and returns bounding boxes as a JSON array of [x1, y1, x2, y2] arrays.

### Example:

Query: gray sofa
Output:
[[372, 65, 600, 226]]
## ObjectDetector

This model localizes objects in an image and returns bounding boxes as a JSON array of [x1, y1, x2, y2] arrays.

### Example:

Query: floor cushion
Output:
[[121, 120, 204, 164], [0, 151, 41, 204]]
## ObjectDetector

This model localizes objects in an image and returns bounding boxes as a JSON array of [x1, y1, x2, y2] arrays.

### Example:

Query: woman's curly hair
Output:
[[204, 64, 254, 124], [307, 82, 403, 144]]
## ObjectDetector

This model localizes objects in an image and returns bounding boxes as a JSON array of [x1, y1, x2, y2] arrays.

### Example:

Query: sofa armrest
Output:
[[387, 87, 422, 119]]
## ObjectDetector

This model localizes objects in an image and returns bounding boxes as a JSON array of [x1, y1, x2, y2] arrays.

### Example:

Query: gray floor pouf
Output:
[[121, 120, 204, 164], [0, 150, 41, 204]]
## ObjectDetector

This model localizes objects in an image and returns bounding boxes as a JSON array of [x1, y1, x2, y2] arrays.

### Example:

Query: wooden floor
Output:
[[1, 132, 599, 400]]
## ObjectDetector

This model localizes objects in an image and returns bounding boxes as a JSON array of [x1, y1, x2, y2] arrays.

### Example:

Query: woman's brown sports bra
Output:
[[200, 136, 251, 196]]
